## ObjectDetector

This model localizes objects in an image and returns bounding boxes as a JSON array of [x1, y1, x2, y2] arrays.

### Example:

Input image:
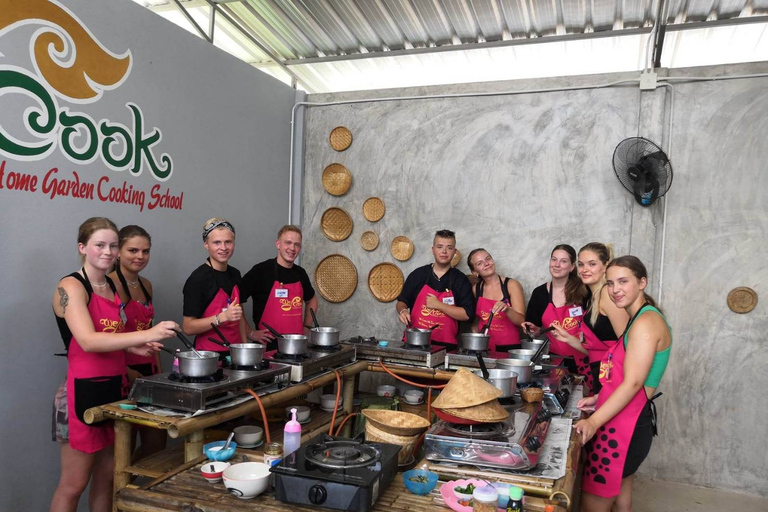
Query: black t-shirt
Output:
[[182, 262, 242, 318], [241, 258, 315, 326], [525, 282, 550, 326], [582, 289, 619, 341], [396, 264, 474, 322]]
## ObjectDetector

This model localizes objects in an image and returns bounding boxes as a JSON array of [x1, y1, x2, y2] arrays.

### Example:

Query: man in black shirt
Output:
[[395, 229, 473, 348], [241, 225, 317, 350]]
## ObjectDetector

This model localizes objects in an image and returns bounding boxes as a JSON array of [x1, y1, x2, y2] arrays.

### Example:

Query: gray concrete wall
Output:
[[300, 64, 768, 497], [0, 1, 296, 510]]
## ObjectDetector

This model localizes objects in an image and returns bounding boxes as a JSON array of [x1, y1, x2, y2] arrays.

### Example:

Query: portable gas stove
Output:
[[517, 369, 575, 415], [342, 336, 446, 368], [128, 362, 291, 412], [264, 344, 356, 382], [425, 401, 551, 470], [444, 348, 499, 371], [271, 433, 401, 512]]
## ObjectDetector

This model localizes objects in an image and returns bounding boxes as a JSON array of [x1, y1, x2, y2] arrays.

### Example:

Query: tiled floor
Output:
[[633, 477, 768, 512]]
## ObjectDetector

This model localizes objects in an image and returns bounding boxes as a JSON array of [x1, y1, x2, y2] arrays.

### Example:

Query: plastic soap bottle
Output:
[[283, 407, 302, 459]]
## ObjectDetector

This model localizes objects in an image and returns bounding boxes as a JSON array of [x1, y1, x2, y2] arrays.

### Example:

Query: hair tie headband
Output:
[[202, 220, 235, 241]]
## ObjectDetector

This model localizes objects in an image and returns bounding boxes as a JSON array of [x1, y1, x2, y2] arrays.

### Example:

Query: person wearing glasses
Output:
[[466, 248, 525, 355], [50, 217, 176, 512], [182, 218, 246, 354]]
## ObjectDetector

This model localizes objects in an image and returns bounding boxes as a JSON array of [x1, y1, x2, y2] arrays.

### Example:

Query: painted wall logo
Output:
[[0, 0, 183, 211]]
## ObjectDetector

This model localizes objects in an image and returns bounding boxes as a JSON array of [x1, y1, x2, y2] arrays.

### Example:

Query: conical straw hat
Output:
[[431, 367, 502, 409], [440, 399, 510, 423]]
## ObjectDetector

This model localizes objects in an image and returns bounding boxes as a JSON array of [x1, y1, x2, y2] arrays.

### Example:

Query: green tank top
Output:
[[623, 305, 672, 388]]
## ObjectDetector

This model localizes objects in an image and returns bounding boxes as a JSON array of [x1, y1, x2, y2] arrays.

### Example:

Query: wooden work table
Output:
[[88, 360, 582, 512]]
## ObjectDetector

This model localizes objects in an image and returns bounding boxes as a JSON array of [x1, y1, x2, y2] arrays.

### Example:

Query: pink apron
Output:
[[407, 284, 458, 346], [476, 296, 520, 354], [118, 270, 158, 374], [581, 320, 618, 369], [541, 293, 593, 393], [259, 277, 304, 336], [194, 286, 241, 352], [581, 306, 651, 498], [66, 276, 129, 453]]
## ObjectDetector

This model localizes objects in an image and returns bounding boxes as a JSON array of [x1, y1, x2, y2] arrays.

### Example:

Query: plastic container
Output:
[[472, 485, 498, 512], [264, 442, 282, 467], [402, 469, 438, 495], [283, 408, 301, 458], [507, 485, 524, 511]]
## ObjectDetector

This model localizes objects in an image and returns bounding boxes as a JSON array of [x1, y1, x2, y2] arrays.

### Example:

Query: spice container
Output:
[[507, 486, 524, 511], [472, 486, 498, 512], [263, 442, 282, 467]]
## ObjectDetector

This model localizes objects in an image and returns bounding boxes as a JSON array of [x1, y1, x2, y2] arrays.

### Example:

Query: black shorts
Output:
[[589, 361, 602, 394], [623, 401, 654, 477]]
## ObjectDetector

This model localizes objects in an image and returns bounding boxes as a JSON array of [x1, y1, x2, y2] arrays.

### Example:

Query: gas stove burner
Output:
[[272, 352, 312, 361], [311, 343, 342, 352], [228, 360, 272, 371], [167, 369, 227, 383], [402, 343, 431, 351], [444, 421, 508, 438], [518, 380, 543, 389], [363, 337, 377, 344], [498, 395, 519, 406], [456, 348, 489, 357], [305, 437, 380, 469]]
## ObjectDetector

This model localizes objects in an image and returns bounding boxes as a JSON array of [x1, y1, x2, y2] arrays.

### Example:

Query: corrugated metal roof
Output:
[[134, 0, 768, 92]]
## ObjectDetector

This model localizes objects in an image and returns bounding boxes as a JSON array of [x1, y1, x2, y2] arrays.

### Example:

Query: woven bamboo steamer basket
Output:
[[320, 207, 353, 241], [368, 262, 404, 303], [390, 235, 414, 261], [360, 231, 379, 251], [727, 286, 757, 313], [362, 197, 385, 222], [364, 421, 419, 465], [329, 126, 352, 151], [314, 254, 357, 303], [322, 163, 352, 196], [451, 250, 462, 268], [440, 399, 510, 423], [521, 388, 544, 403], [362, 409, 431, 436], [431, 367, 502, 409]]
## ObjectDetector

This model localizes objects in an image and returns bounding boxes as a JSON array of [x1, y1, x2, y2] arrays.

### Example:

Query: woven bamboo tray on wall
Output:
[[368, 262, 404, 302], [322, 163, 352, 196], [321, 207, 353, 241], [362, 197, 385, 222], [315, 254, 358, 303], [360, 231, 379, 251], [390, 236, 414, 261], [329, 126, 352, 151]]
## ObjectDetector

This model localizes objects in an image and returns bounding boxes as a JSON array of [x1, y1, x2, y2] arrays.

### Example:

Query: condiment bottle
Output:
[[506, 486, 524, 512], [472, 486, 498, 512], [263, 442, 282, 467], [283, 407, 301, 458]]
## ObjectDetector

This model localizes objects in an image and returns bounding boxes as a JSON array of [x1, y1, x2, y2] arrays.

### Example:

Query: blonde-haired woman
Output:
[[182, 218, 246, 353], [50, 218, 177, 512], [551, 242, 629, 393]]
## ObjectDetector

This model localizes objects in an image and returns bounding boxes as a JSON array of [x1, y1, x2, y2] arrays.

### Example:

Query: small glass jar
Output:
[[263, 442, 283, 467], [472, 486, 498, 512]]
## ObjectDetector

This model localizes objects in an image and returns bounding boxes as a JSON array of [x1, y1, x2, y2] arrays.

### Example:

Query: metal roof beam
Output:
[[171, 0, 212, 42]]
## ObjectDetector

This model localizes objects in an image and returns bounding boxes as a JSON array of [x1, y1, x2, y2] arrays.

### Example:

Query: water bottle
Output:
[[283, 407, 301, 460]]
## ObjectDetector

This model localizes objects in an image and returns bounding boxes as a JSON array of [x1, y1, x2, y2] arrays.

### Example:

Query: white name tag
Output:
[[442, 297, 455, 305], [275, 289, 289, 298], [569, 306, 583, 317]]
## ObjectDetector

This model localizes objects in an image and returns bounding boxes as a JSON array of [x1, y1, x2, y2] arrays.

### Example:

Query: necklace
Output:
[[126, 278, 140, 288], [90, 280, 108, 289]]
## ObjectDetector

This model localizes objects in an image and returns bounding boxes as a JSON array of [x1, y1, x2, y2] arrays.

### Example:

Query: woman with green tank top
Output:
[[573, 256, 672, 512]]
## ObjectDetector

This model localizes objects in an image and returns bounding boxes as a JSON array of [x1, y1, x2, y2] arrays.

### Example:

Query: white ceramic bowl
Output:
[[404, 390, 424, 403], [377, 385, 396, 397], [200, 461, 230, 483], [320, 394, 342, 410], [233, 425, 263, 446], [222, 462, 271, 499], [285, 405, 311, 422]]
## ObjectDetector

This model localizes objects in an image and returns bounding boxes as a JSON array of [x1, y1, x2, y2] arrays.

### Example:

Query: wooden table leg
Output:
[[113, 420, 132, 512], [184, 430, 204, 463], [341, 374, 355, 437]]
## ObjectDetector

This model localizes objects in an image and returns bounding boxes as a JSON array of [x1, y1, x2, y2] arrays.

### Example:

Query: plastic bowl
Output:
[[285, 405, 311, 422], [203, 440, 238, 462], [378, 340, 390, 348], [377, 385, 396, 397], [320, 394, 342, 410], [492, 482, 512, 508], [222, 462, 271, 499], [402, 469, 438, 495], [118, 403, 137, 410], [200, 461, 230, 483], [233, 425, 263, 446]]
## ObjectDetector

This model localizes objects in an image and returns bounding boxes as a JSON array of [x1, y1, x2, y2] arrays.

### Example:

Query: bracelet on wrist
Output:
[[215, 314, 220, 326]]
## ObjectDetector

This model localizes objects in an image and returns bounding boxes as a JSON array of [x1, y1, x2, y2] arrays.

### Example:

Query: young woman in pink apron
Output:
[[108, 225, 166, 461], [574, 256, 672, 512], [467, 248, 525, 356], [396, 230, 474, 349], [551, 243, 628, 393], [182, 218, 246, 355], [523, 245, 593, 391], [50, 218, 177, 512], [242, 225, 317, 351]]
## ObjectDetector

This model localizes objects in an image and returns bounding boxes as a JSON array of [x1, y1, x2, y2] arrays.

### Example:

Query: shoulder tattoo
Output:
[[58, 287, 69, 314]]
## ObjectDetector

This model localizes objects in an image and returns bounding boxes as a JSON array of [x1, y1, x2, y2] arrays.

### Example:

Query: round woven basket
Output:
[[322, 163, 352, 196], [451, 250, 462, 268], [329, 126, 352, 151], [368, 263, 404, 303], [727, 286, 757, 314], [390, 236, 414, 261], [362, 409, 430, 436], [315, 254, 357, 303], [321, 207, 353, 241], [521, 388, 544, 403], [360, 231, 379, 251], [364, 421, 418, 465], [362, 197, 385, 222]]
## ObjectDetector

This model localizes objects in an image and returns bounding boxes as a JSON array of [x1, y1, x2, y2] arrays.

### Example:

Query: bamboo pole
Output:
[[341, 373, 355, 437], [184, 430, 204, 463], [113, 420, 133, 512], [366, 362, 455, 381]]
